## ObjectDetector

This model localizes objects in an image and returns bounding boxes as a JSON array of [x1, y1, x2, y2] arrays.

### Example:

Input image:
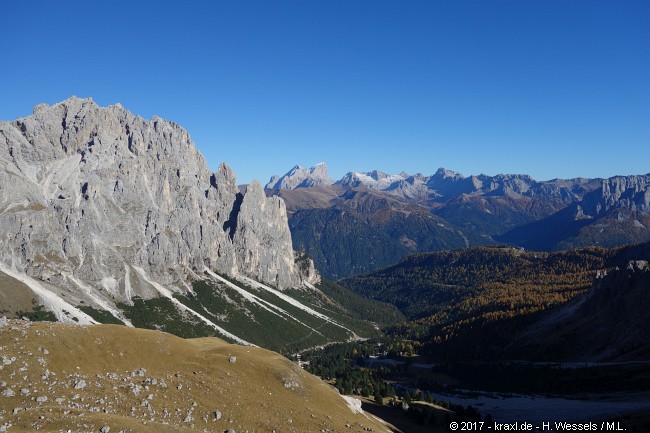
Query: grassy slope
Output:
[[0, 320, 389, 433], [111, 276, 384, 355], [1, 267, 395, 355], [289, 278, 405, 327], [0, 271, 39, 318]]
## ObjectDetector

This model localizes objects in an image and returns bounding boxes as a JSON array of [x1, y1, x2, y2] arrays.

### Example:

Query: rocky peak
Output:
[[311, 161, 328, 176], [479, 174, 536, 197], [233, 181, 299, 288], [265, 162, 334, 190], [0, 97, 303, 310], [369, 169, 385, 181], [427, 168, 475, 198], [337, 170, 408, 190], [433, 167, 463, 180]]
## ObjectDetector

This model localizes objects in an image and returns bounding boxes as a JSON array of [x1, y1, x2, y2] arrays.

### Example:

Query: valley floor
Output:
[[425, 389, 650, 425], [358, 398, 451, 433]]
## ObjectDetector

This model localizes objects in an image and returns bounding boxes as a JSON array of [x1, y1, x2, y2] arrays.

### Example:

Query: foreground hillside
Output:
[[0, 319, 389, 433]]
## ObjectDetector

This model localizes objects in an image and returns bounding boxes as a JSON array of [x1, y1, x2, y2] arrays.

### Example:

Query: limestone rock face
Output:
[[588, 175, 650, 215], [233, 181, 299, 288], [0, 97, 300, 301]]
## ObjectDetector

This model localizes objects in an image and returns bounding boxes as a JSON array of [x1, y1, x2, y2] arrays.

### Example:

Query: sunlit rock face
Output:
[[0, 97, 302, 303]]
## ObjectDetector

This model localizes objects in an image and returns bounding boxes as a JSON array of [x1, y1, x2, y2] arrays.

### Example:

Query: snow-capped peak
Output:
[[265, 163, 334, 190], [337, 170, 409, 190]]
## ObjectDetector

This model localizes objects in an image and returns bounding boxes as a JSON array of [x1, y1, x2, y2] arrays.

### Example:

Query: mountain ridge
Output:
[[1, 98, 365, 348], [266, 163, 650, 278], [266, 162, 650, 204], [1, 96, 304, 290]]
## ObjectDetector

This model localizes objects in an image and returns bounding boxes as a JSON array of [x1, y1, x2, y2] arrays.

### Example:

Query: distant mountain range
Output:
[[266, 163, 650, 279]]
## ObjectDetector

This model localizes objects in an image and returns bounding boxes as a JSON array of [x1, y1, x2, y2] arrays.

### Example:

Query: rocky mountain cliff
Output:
[[266, 163, 650, 278], [0, 97, 310, 320], [497, 175, 650, 250], [582, 175, 650, 216]]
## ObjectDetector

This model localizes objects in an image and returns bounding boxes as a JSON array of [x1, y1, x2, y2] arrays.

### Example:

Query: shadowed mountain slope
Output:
[[511, 253, 650, 361]]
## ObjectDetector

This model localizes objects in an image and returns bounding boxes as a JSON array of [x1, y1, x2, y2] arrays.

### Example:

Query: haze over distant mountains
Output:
[[266, 163, 650, 279]]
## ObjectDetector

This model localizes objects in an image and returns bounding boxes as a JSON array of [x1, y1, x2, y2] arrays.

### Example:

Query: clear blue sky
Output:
[[2, 0, 648, 184]]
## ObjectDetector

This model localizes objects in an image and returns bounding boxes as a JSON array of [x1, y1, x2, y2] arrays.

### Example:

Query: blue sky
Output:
[[1, 0, 648, 184]]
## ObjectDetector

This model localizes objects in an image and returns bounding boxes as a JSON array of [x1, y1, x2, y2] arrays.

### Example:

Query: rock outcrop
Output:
[[0, 97, 302, 306], [232, 181, 298, 288], [581, 175, 650, 217]]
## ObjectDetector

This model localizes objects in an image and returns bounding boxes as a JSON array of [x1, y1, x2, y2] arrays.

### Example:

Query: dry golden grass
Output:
[[0, 272, 37, 317], [0, 320, 389, 433]]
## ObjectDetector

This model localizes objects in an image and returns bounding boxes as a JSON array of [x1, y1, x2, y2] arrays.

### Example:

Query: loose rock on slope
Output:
[[0, 320, 388, 433]]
